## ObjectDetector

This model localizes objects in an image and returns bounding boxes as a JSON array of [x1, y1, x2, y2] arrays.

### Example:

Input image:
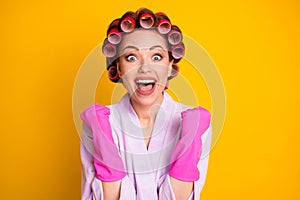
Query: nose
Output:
[[138, 64, 151, 74], [138, 52, 151, 73]]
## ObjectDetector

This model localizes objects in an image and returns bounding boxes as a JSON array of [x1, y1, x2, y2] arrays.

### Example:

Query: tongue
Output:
[[138, 84, 153, 91]]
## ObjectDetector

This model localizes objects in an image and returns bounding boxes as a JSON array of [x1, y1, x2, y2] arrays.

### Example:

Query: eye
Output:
[[125, 55, 137, 62], [152, 54, 162, 61]]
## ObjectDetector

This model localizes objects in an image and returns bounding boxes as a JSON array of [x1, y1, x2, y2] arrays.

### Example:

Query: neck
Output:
[[130, 95, 164, 128]]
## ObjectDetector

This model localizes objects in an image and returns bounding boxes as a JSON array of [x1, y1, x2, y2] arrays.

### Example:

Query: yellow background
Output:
[[1, 0, 299, 199]]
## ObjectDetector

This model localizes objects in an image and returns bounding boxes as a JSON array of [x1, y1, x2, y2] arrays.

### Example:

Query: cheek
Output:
[[119, 60, 138, 76], [120, 62, 137, 77], [157, 65, 170, 79], [119, 66, 138, 92]]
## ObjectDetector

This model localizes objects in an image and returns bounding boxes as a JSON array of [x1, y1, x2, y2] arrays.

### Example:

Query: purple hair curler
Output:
[[136, 8, 155, 29], [168, 25, 182, 45], [119, 11, 137, 33], [107, 65, 120, 82], [171, 43, 185, 59], [102, 39, 117, 58], [155, 12, 171, 34]]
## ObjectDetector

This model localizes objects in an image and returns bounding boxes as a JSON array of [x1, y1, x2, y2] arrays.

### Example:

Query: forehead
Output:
[[119, 29, 168, 51]]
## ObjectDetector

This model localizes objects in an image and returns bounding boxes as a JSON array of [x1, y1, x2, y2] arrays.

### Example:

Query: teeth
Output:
[[136, 80, 156, 84]]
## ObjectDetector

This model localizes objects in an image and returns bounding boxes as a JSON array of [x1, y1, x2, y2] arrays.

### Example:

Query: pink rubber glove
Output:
[[168, 106, 211, 181], [80, 103, 126, 182]]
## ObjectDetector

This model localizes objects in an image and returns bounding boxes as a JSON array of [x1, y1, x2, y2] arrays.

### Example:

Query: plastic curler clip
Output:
[[120, 11, 137, 33]]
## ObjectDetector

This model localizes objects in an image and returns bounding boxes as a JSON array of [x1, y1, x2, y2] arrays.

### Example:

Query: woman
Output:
[[80, 8, 212, 200]]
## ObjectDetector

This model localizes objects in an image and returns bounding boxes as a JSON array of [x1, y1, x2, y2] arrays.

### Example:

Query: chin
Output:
[[130, 86, 164, 107]]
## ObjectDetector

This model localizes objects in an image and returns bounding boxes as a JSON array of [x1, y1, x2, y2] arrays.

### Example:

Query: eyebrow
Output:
[[121, 46, 139, 52], [149, 45, 165, 50], [121, 45, 166, 52]]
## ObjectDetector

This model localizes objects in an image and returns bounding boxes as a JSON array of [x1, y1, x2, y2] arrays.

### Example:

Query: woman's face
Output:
[[117, 29, 173, 108]]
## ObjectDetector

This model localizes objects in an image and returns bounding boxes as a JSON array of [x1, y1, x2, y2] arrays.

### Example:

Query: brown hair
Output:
[[102, 8, 184, 82]]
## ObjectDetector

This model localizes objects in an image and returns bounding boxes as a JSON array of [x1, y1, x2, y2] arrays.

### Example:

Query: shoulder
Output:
[[165, 92, 211, 118], [166, 94, 211, 130], [80, 94, 129, 125], [163, 92, 191, 113], [80, 103, 102, 120]]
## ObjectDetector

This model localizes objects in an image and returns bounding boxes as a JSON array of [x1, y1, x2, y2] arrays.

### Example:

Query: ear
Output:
[[167, 59, 174, 77], [116, 60, 122, 77]]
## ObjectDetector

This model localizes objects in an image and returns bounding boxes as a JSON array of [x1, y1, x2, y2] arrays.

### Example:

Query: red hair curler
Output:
[[155, 12, 171, 34], [107, 26, 122, 44], [136, 8, 155, 29], [108, 18, 121, 28], [107, 65, 120, 82], [107, 19, 122, 44], [171, 43, 185, 59], [119, 11, 137, 33], [102, 39, 117, 58], [168, 25, 182, 45]]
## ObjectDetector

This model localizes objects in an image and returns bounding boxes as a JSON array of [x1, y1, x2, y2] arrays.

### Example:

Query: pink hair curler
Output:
[[168, 25, 183, 45], [107, 26, 122, 44], [136, 8, 155, 29], [102, 39, 117, 58], [120, 11, 137, 33], [171, 43, 185, 59], [155, 12, 171, 34], [170, 63, 179, 78], [107, 19, 122, 44], [107, 65, 120, 82]]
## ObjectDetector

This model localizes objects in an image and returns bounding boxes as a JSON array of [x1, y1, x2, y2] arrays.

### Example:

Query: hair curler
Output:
[[168, 25, 183, 45], [136, 8, 155, 29], [102, 39, 117, 58], [155, 12, 171, 34], [107, 19, 122, 44], [170, 63, 179, 79], [171, 43, 185, 60], [119, 11, 137, 33], [108, 18, 121, 28], [107, 65, 120, 82], [107, 26, 122, 44]]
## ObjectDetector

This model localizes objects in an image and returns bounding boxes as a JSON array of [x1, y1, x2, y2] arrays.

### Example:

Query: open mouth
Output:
[[135, 79, 157, 95]]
